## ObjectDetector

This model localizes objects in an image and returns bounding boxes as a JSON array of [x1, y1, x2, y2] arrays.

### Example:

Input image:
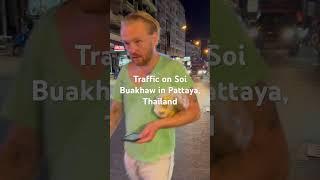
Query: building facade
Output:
[[110, 0, 186, 58], [155, 0, 186, 57], [0, 0, 65, 37], [186, 41, 201, 60], [0, 0, 29, 37], [110, 0, 157, 48], [110, 0, 158, 75]]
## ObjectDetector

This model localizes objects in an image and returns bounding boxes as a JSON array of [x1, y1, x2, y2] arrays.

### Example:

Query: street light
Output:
[[204, 48, 209, 54], [181, 25, 187, 57], [181, 25, 187, 31], [194, 40, 200, 46]]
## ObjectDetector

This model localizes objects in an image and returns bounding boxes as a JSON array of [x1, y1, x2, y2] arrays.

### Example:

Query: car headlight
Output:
[[197, 70, 206, 75]]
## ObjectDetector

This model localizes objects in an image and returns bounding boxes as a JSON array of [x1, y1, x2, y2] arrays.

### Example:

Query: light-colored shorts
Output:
[[124, 152, 174, 180]]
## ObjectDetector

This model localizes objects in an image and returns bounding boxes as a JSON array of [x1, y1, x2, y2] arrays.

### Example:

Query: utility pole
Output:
[[1, 0, 7, 37], [165, 19, 168, 55]]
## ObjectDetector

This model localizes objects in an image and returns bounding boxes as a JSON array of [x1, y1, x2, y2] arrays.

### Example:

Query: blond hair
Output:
[[121, 11, 160, 38]]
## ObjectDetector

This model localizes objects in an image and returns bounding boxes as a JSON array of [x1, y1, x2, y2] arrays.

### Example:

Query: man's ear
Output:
[[152, 32, 159, 46]]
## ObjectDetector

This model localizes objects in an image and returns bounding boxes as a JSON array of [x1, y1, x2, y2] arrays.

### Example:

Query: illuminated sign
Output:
[[114, 45, 125, 52]]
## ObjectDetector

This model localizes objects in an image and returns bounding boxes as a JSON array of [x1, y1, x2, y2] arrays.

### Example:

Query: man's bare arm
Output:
[[0, 124, 41, 180], [137, 93, 201, 143], [154, 94, 201, 129], [212, 84, 289, 180], [110, 100, 123, 137]]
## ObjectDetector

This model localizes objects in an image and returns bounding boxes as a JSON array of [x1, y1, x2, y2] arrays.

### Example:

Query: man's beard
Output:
[[132, 49, 153, 66]]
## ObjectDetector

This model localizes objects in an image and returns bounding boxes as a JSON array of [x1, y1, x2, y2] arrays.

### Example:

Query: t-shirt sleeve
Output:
[[111, 66, 127, 103], [171, 62, 194, 89], [0, 13, 50, 129]]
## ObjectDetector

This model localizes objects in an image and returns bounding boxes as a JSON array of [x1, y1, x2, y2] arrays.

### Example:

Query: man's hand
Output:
[[136, 93, 200, 144], [136, 121, 160, 144]]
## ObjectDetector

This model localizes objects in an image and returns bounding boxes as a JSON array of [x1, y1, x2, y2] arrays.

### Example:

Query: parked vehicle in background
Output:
[[190, 58, 208, 79]]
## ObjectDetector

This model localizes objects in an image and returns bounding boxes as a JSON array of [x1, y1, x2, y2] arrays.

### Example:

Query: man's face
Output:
[[120, 20, 158, 66], [78, 0, 107, 14]]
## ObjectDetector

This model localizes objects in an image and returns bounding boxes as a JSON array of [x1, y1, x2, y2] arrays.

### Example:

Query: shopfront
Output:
[[110, 41, 131, 78]]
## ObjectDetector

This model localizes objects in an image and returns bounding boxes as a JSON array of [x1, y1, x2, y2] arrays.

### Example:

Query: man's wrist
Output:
[[153, 119, 166, 130]]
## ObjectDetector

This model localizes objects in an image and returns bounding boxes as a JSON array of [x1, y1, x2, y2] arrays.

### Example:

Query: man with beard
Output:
[[110, 12, 201, 180], [0, 0, 108, 180]]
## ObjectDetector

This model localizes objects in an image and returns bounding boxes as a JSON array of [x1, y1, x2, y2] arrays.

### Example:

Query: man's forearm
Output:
[[155, 106, 200, 129], [153, 94, 201, 129]]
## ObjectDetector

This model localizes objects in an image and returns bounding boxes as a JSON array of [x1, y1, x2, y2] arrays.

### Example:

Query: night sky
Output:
[[180, 0, 210, 41]]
